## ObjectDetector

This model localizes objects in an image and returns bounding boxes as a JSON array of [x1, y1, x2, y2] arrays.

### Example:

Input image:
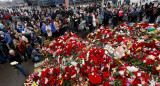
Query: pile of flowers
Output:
[[24, 23, 160, 86]]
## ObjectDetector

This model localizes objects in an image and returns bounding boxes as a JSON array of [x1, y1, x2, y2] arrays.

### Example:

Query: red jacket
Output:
[[5, 14, 9, 19], [18, 40, 27, 53]]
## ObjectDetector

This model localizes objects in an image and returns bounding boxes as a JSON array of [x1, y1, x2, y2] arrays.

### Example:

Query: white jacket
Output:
[[92, 15, 96, 27]]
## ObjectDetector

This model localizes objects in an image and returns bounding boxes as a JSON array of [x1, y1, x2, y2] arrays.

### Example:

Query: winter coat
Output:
[[4, 33, 13, 44], [46, 25, 52, 37], [54, 21, 61, 31], [92, 15, 96, 27], [13, 38, 20, 48], [18, 40, 27, 53], [112, 13, 119, 25], [98, 15, 104, 25], [79, 20, 86, 30], [50, 23, 56, 33], [24, 27, 34, 35], [41, 25, 47, 34], [8, 52, 22, 64], [18, 26, 24, 33], [19, 35, 28, 43]]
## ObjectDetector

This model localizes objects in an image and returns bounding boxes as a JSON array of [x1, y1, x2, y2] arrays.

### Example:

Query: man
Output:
[[112, 10, 119, 29], [8, 50, 26, 76]]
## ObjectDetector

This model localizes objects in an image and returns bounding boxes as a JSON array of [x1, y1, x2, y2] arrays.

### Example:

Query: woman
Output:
[[18, 40, 28, 62], [54, 18, 61, 37], [92, 13, 96, 30], [46, 23, 52, 40]]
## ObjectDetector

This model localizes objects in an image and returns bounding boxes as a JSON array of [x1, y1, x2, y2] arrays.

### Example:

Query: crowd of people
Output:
[[0, 2, 160, 76]]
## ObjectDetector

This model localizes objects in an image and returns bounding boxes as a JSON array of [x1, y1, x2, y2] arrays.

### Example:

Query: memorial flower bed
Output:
[[24, 23, 160, 86]]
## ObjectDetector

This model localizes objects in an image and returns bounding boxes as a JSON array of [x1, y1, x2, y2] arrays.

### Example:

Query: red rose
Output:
[[89, 74, 102, 84], [132, 78, 141, 85]]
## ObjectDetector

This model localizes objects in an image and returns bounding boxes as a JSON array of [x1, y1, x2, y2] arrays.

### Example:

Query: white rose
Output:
[[126, 66, 138, 72], [71, 62, 78, 67], [143, 60, 146, 63], [147, 55, 155, 60], [10, 61, 18, 66], [119, 71, 124, 76]]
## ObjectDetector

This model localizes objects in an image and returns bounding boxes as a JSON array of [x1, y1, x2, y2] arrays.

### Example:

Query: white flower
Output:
[[143, 60, 146, 63], [71, 74, 77, 78], [10, 61, 18, 66], [105, 50, 108, 54], [138, 84, 142, 86], [126, 66, 138, 72], [86, 51, 90, 61], [71, 62, 78, 67], [38, 72, 42, 77], [119, 71, 124, 76], [147, 55, 155, 60], [137, 73, 141, 76], [45, 78, 48, 84], [82, 58, 85, 65]]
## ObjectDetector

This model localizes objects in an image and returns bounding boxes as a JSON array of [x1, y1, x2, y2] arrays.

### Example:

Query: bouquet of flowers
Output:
[[10, 61, 20, 74]]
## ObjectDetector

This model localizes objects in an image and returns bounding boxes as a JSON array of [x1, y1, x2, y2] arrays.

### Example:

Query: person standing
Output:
[[41, 23, 47, 40], [118, 9, 124, 22], [139, 6, 145, 22], [46, 23, 52, 41], [54, 18, 61, 37], [103, 9, 109, 26], [98, 13, 104, 27], [50, 22, 56, 38], [88, 13, 93, 33], [112, 10, 119, 29], [92, 13, 97, 30]]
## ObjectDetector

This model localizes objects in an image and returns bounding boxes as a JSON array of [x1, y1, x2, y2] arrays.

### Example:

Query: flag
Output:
[[65, 0, 69, 8]]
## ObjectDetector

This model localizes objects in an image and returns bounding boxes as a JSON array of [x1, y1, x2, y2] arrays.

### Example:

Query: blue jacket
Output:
[[101, 11, 104, 16], [41, 26, 47, 34], [18, 26, 24, 33], [4, 33, 13, 44], [50, 23, 56, 33]]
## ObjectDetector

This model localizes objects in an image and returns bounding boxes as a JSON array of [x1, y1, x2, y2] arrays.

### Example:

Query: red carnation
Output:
[[89, 74, 102, 84]]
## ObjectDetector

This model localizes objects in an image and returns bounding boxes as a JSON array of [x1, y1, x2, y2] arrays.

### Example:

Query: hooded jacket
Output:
[[18, 40, 27, 53]]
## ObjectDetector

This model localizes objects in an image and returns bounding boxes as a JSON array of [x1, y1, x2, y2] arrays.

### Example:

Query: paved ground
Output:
[[0, 60, 34, 86]]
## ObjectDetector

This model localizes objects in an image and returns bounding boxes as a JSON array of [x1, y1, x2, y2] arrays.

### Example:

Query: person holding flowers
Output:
[[8, 50, 26, 76]]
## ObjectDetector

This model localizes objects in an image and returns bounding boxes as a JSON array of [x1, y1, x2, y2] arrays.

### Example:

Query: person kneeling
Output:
[[31, 44, 43, 62]]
